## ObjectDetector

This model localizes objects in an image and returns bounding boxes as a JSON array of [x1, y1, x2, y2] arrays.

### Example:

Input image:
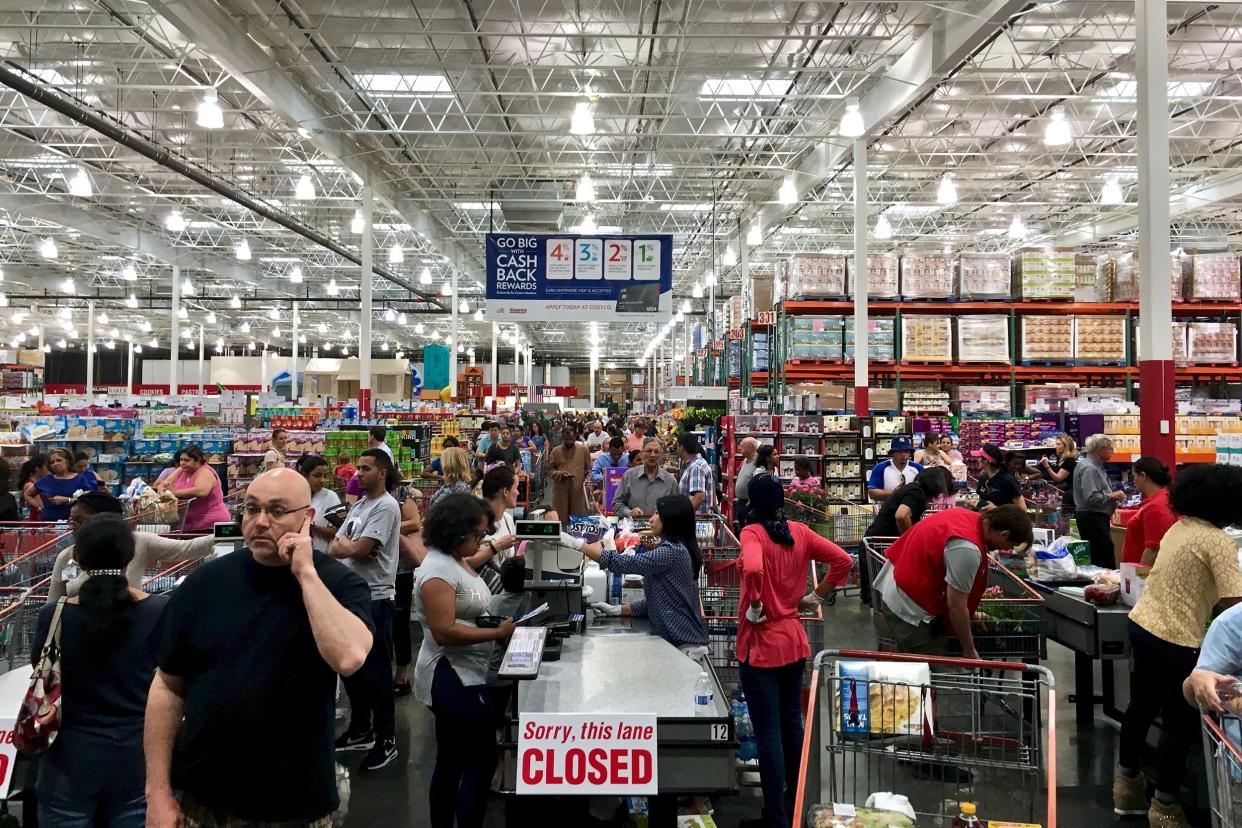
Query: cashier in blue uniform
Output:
[[580, 494, 709, 655]]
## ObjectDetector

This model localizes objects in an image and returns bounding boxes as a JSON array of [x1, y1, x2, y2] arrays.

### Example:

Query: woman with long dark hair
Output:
[[865, 466, 949, 538], [580, 494, 709, 653], [736, 475, 854, 828], [156, 445, 230, 532], [35, 448, 97, 522], [31, 512, 168, 826]]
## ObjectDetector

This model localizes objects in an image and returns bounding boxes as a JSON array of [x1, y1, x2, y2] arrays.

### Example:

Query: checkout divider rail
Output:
[[1202, 710, 1242, 828], [794, 648, 1057, 828], [863, 537, 1046, 663]]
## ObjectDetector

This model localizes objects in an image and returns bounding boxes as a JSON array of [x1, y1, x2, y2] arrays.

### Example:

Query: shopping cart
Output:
[[1202, 710, 1242, 828], [863, 537, 1046, 663], [0, 589, 47, 673], [0, 525, 73, 589], [794, 648, 1056, 828], [141, 557, 207, 594]]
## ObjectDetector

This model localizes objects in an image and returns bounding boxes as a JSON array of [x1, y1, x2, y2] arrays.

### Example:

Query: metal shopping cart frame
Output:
[[863, 536, 1046, 663], [1202, 710, 1242, 828], [794, 648, 1057, 828]]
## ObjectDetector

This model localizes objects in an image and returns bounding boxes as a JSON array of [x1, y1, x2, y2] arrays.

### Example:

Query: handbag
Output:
[[14, 597, 66, 753]]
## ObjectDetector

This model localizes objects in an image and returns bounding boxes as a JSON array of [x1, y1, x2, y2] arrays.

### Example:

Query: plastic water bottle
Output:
[[693, 672, 714, 716]]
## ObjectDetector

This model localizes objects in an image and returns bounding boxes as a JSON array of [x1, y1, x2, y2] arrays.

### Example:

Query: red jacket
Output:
[[885, 508, 989, 616]]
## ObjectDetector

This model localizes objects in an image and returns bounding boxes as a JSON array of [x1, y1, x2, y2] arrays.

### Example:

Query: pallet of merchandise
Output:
[[1073, 315, 1128, 364], [957, 385, 1012, 415], [1134, 321, 1188, 364], [900, 315, 953, 363], [956, 314, 1011, 364], [784, 253, 847, 300], [1015, 248, 1075, 300], [900, 253, 955, 299], [844, 317, 895, 362], [786, 316, 845, 362], [1020, 314, 1074, 363], [1186, 253, 1241, 302], [1074, 253, 1114, 302], [957, 253, 1011, 300], [846, 254, 900, 298], [1112, 251, 1186, 302], [1187, 321, 1239, 365]]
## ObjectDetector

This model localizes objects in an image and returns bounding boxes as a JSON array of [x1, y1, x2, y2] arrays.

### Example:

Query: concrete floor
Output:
[[339, 598, 1206, 827]]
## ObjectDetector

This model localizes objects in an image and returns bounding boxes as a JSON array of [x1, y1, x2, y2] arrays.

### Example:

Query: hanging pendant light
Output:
[[838, 98, 864, 137], [197, 88, 224, 129], [874, 214, 893, 240], [570, 100, 595, 135], [778, 175, 797, 205], [936, 173, 957, 205]]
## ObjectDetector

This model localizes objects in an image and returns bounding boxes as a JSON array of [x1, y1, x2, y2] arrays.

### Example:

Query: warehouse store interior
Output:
[[0, 0, 1239, 826]]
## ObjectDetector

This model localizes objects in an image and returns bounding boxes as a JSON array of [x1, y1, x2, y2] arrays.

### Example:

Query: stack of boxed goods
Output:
[[900, 315, 952, 362], [1074, 315, 1127, 363], [1075, 253, 1113, 302], [785, 254, 847, 299], [1020, 315, 1074, 362], [1135, 322, 1188, 363], [958, 386, 1012, 414], [850, 255, 899, 298], [788, 317, 845, 361], [844, 318, 895, 362], [956, 315, 1010, 363], [1187, 321, 1238, 363], [900, 254, 955, 299], [1015, 249, 1075, 299], [902, 388, 950, 412], [958, 253, 1011, 299], [1113, 252, 1186, 302], [1024, 383, 1078, 413], [958, 417, 1044, 472], [1103, 413, 1141, 454], [753, 330, 770, 371], [1187, 253, 1241, 301]]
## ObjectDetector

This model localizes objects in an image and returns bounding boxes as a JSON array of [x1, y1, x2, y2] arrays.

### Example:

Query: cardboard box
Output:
[[1120, 562, 1151, 607], [752, 275, 774, 313]]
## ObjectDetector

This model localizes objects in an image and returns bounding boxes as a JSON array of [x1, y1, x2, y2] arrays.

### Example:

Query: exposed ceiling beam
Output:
[[1055, 171, 1242, 246], [145, 0, 478, 272]]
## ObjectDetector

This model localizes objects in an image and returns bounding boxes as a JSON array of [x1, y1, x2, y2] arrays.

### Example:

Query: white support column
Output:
[[739, 221, 750, 322], [261, 347, 268, 393], [683, 322, 690, 388], [197, 324, 205, 395], [527, 346, 534, 400], [513, 332, 520, 405], [360, 184, 374, 416], [1136, 0, 1175, 465], [853, 137, 870, 416], [291, 302, 299, 402], [450, 255, 459, 401], [86, 299, 95, 397], [490, 322, 498, 407], [170, 265, 180, 396], [126, 339, 134, 397]]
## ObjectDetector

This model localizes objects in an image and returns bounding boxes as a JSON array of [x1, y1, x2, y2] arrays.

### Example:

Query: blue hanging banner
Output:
[[485, 233, 673, 323], [423, 345, 450, 392]]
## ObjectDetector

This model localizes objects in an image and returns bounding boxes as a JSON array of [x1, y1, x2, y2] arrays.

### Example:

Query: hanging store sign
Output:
[[485, 233, 673, 323], [517, 713, 658, 795]]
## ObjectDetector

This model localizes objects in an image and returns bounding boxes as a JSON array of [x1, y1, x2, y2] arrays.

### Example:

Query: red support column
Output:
[[358, 388, 372, 418], [1138, 359, 1175, 466], [854, 386, 870, 417]]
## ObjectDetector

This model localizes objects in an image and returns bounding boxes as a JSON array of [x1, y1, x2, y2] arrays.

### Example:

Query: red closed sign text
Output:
[[516, 713, 658, 795]]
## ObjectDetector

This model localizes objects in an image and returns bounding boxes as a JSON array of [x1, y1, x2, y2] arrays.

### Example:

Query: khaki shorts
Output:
[[875, 598, 948, 657], [177, 793, 333, 828]]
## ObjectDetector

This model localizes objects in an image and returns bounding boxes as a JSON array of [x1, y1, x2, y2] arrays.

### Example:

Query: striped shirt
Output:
[[679, 455, 716, 514], [600, 540, 708, 648]]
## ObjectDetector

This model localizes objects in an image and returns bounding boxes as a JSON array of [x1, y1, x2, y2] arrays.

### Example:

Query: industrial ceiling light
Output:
[[705, 271, 718, 288], [341, 346, 349, 356], [722, 246, 737, 267], [295, 174, 316, 200], [327, 278, 340, 296], [473, 308, 484, 321], [747, 222, 762, 246], [1008, 214, 1027, 240], [440, 280, 452, 297], [414, 322, 425, 334], [384, 306, 396, 322], [61, 277, 76, 294], [380, 342, 389, 352], [67, 167, 93, 197], [579, 214, 598, 234], [388, 243, 404, 264], [181, 277, 195, 295], [108, 327, 119, 338], [56, 338, 66, 350], [272, 326, 281, 339], [165, 211, 186, 232], [873, 214, 894, 240], [206, 311, 217, 324], [570, 100, 595, 135], [268, 306, 281, 320], [778, 174, 797, 205], [458, 298, 469, 314], [575, 173, 596, 203], [235, 239, 251, 261], [138, 319, 151, 333], [248, 341, 255, 351], [675, 310, 685, 323], [240, 321, 251, 333], [178, 306, 189, 319], [397, 312, 408, 325], [97, 311, 109, 325], [1043, 108, 1072, 146], [149, 337, 158, 348], [419, 266, 432, 285], [229, 295, 241, 309], [680, 299, 692, 313], [0, 295, 7, 309], [316, 322, 327, 334], [430, 331, 441, 341], [196, 88, 224, 129], [1100, 175, 1124, 205], [350, 210, 364, 234], [395, 350, 404, 359], [40, 237, 58, 259], [936, 173, 957, 205], [838, 97, 865, 138], [289, 266, 303, 284], [692, 282, 704, 299], [126, 294, 138, 308]]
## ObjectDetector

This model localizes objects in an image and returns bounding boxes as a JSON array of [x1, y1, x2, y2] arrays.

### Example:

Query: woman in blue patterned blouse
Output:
[[580, 495, 709, 653]]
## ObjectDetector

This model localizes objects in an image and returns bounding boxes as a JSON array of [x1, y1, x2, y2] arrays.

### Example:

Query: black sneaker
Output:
[[334, 729, 375, 752], [360, 739, 398, 772], [394, 681, 413, 698]]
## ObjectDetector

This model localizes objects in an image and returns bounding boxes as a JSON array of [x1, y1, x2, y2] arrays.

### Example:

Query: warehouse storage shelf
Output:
[[783, 363, 1242, 381], [780, 300, 1242, 315]]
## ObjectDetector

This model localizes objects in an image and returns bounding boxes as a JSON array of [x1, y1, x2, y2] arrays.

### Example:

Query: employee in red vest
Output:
[[872, 505, 1033, 659]]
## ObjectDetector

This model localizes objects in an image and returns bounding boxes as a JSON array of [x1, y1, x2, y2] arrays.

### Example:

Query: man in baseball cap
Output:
[[866, 436, 922, 502], [971, 442, 1026, 511]]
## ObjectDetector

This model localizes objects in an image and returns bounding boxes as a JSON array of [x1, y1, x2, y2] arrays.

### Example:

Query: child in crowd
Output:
[[788, 458, 821, 492], [333, 452, 356, 490]]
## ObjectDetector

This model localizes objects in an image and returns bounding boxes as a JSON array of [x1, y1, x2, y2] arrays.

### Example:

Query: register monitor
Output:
[[515, 520, 584, 632]]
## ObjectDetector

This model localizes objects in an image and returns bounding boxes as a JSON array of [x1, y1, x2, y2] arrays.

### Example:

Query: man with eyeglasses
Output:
[[145, 467, 373, 828], [329, 448, 403, 771]]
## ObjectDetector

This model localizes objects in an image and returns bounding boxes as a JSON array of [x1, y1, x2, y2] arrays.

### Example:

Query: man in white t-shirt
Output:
[[367, 426, 394, 463], [584, 421, 608, 452]]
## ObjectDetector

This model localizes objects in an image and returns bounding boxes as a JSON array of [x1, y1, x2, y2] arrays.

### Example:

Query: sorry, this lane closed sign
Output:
[[517, 713, 658, 795], [485, 233, 673, 323]]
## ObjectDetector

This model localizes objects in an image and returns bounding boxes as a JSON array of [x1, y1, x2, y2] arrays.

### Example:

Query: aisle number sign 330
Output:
[[517, 713, 658, 795]]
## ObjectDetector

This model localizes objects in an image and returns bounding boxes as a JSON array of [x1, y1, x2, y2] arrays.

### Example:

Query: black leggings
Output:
[[394, 571, 415, 667], [1075, 510, 1116, 569], [429, 658, 496, 828], [1119, 620, 1201, 797]]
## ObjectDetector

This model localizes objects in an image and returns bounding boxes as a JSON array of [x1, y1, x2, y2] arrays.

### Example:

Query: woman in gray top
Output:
[[414, 493, 515, 828], [31, 512, 168, 828]]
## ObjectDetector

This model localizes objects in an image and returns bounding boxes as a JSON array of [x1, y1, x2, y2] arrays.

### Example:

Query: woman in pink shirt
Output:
[[158, 445, 232, 532], [737, 475, 853, 828]]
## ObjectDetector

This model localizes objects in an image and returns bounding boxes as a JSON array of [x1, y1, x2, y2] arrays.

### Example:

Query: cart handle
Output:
[[1202, 711, 1242, 762], [815, 647, 1055, 683]]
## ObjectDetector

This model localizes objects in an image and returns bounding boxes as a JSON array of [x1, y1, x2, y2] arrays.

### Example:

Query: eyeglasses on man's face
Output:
[[241, 503, 310, 521]]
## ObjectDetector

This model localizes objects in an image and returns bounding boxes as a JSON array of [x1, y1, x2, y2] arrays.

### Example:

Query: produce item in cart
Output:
[[836, 661, 931, 738], [807, 804, 915, 828]]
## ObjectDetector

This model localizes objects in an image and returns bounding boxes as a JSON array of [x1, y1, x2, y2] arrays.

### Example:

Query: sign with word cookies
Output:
[[486, 233, 673, 323], [517, 713, 658, 795]]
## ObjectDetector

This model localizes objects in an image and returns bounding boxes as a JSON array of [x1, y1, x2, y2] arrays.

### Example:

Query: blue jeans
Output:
[[38, 760, 145, 827], [739, 659, 805, 828], [429, 658, 495, 828]]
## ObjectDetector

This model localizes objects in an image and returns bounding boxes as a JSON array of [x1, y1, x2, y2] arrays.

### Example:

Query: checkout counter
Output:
[[1033, 582, 1131, 726], [495, 521, 737, 827]]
